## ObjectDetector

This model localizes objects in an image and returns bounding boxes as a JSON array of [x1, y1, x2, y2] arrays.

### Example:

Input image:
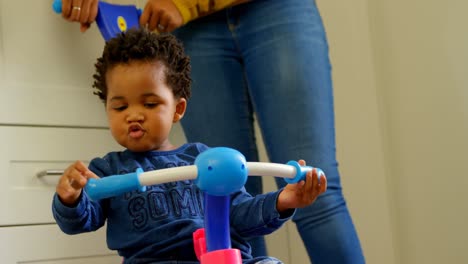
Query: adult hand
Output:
[[56, 161, 99, 206], [61, 0, 99, 32], [139, 0, 184, 33]]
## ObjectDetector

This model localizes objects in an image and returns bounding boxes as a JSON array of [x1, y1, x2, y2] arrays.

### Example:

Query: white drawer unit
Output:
[[0, 126, 122, 263], [0, 1, 130, 262], [0, 126, 121, 226], [0, 224, 121, 263], [0, 0, 106, 127]]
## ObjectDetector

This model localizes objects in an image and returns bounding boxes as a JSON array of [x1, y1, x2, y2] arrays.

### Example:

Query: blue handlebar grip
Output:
[[285, 160, 324, 184], [85, 168, 144, 201], [52, 0, 62, 13]]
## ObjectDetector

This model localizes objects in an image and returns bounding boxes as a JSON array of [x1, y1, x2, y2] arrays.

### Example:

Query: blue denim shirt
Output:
[[52, 143, 294, 263]]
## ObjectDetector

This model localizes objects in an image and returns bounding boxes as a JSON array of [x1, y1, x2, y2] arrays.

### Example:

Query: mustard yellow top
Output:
[[172, 0, 249, 24]]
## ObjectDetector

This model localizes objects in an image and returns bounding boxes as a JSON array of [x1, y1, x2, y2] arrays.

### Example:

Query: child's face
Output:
[[105, 61, 186, 152]]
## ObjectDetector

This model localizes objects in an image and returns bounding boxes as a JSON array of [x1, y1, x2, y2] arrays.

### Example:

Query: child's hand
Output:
[[56, 161, 99, 206], [276, 160, 327, 213]]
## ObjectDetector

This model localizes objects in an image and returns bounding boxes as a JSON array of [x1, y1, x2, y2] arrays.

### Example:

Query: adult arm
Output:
[[59, 0, 250, 33]]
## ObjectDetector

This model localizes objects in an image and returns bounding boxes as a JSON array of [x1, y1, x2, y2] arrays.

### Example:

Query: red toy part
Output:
[[200, 248, 242, 264], [193, 228, 242, 264], [193, 228, 207, 260]]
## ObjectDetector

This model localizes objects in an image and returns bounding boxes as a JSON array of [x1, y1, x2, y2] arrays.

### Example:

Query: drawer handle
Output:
[[37, 170, 64, 178]]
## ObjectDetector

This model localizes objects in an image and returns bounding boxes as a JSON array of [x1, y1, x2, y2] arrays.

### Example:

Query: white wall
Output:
[[317, 1, 468, 263], [368, 0, 468, 263]]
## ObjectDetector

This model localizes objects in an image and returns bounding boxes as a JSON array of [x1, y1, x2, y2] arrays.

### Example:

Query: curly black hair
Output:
[[93, 28, 191, 102]]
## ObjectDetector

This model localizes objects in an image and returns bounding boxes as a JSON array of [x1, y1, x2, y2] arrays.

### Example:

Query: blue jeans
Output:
[[174, 0, 365, 263]]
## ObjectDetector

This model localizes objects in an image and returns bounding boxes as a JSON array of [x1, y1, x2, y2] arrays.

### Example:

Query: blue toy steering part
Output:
[[52, 0, 141, 41]]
